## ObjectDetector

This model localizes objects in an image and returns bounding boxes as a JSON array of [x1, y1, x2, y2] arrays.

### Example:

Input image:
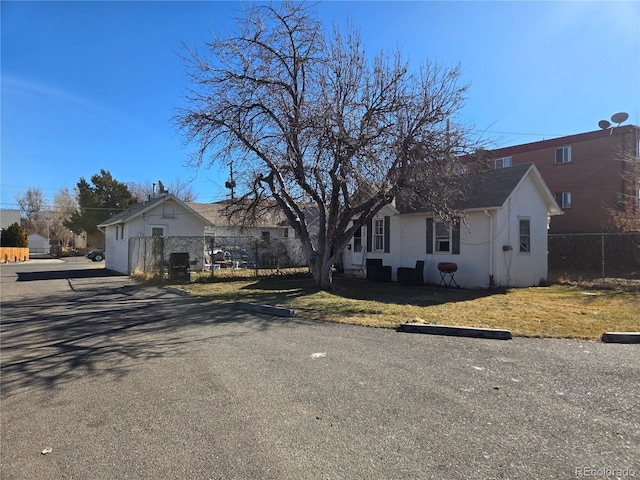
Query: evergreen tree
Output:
[[1, 222, 28, 247], [65, 170, 137, 234]]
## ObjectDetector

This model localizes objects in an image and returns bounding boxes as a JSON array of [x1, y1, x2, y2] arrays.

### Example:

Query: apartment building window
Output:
[[555, 192, 572, 208], [555, 146, 571, 164], [519, 218, 531, 253], [495, 157, 512, 169]]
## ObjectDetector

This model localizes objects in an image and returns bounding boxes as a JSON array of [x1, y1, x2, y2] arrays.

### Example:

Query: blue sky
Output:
[[2, 1, 639, 209]]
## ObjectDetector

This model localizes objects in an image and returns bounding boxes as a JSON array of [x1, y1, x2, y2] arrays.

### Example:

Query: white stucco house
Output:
[[342, 164, 562, 288], [98, 194, 297, 275]]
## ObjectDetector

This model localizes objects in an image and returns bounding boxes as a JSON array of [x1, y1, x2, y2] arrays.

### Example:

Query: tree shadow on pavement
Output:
[[0, 284, 305, 399]]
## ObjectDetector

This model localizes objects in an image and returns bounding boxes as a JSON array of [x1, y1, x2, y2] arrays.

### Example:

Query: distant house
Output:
[[98, 194, 298, 274], [28, 233, 50, 255], [342, 164, 562, 288], [481, 125, 640, 234]]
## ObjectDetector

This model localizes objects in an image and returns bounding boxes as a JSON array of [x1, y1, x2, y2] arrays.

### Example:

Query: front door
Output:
[[351, 225, 364, 270]]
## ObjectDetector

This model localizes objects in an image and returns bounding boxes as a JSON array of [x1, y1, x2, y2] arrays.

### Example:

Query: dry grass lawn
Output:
[[183, 275, 639, 339]]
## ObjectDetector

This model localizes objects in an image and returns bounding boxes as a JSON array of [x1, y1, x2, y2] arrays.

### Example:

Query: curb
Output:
[[166, 287, 189, 296], [398, 323, 512, 340], [601, 332, 640, 344], [237, 302, 295, 318]]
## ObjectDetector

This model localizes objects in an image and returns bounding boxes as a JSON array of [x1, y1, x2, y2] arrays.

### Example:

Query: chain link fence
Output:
[[548, 232, 640, 288], [128, 235, 308, 282]]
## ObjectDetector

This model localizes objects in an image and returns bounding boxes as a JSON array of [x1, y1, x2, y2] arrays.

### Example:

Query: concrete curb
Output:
[[398, 323, 512, 340], [237, 302, 295, 318], [601, 332, 640, 344], [166, 287, 189, 296]]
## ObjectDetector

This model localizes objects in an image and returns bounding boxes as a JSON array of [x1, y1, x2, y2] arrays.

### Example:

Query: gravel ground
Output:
[[1, 260, 639, 479]]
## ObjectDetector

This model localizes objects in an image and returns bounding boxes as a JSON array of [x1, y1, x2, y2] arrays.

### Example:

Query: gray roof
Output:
[[186, 201, 289, 228], [397, 163, 560, 215], [97, 195, 166, 227], [455, 163, 534, 210]]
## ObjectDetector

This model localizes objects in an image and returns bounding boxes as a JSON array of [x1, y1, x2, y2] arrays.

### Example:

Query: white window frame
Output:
[[495, 157, 512, 169], [519, 218, 531, 254], [555, 146, 572, 164], [150, 225, 166, 237], [373, 218, 385, 252], [435, 220, 452, 253], [556, 192, 572, 209]]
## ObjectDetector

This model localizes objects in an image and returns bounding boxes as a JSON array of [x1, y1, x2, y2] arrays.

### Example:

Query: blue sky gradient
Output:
[[2, 1, 639, 208]]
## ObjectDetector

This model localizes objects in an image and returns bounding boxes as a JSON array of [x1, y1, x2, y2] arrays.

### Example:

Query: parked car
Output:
[[87, 249, 105, 262]]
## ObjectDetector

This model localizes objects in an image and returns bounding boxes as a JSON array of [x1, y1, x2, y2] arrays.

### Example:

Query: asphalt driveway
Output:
[[1, 259, 638, 479]]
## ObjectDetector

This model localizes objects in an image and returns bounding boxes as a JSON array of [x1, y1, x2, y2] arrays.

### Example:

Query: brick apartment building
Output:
[[481, 124, 640, 234]]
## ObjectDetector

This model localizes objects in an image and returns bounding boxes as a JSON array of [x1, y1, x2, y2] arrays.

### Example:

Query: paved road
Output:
[[1, 259, 639, 479]]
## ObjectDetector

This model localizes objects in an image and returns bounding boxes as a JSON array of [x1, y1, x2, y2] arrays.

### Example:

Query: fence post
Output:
[[210, 236, 216, 279], [158, 236, 165, 286], [601, 234, 605, 288], [254, 239, 259, 277]]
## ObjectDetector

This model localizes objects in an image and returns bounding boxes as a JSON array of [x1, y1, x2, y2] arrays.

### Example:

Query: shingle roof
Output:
[[454, 163, 533, 210], [186, 201, 290, 228], [97, 195, 166, 227], [396, 163, 555, 214]]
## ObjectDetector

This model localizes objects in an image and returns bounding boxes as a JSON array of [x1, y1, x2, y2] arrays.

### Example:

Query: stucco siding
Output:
[[342, 170, 555, 289], [494, 177, 550, 287], [104, 200, 209, 274]]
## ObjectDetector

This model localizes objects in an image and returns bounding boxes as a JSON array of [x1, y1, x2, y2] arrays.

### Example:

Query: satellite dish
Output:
[[611, 112, 629, 125], [598, 120, 611, 130]]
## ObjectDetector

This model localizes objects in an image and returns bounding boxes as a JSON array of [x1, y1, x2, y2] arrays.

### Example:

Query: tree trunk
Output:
[[310, 255, 334, 291]]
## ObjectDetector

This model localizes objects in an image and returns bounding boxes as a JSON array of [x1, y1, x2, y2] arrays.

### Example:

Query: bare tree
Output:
[[50, 187, 78, 248], [176, 2, 474, 289], [610, 151, 640, 232], [16, 187, 50, 236]]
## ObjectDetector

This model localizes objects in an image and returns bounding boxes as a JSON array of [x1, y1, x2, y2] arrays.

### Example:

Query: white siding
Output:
[[342, 172, 553, 288], [104, 199, 208, 274]]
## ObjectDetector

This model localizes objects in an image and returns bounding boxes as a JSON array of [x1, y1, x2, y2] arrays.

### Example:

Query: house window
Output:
[[519, 218, 531, 253], [555, 192, 572, 209], [353, 225, 362, 252], [555, 146, 571, 164], [367, 216, 390, 253], [373, 218, 384, 251], [282, 228, 289, 238], [261, 231, 271, 243], [151, 226, 165, 236], [495, 157, 512, 169], [426, 218, 460, 254], [435, 221, 451, 252]]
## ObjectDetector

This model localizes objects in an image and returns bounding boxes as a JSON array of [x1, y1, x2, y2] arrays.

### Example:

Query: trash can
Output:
[[169, 252, 190, 283]]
